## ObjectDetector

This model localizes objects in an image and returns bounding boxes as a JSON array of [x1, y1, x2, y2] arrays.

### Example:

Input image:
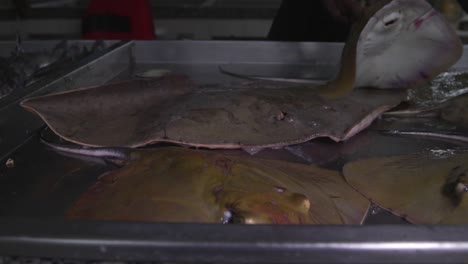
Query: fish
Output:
[[20, 0, 460, 149], [40, 133, 131, 164], [222, 0, 462, 98], [343, 150, 468, 224], [66, 147, 370, 224], [21, 75, 406, 148], [380, 130, 468, 144]]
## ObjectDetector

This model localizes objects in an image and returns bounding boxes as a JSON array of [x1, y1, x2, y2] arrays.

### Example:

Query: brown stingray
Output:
[[343, 150, 468, 224], [20, 0, 461, 149], [21, 77, 405, 148], [67, 147, 369, 224]]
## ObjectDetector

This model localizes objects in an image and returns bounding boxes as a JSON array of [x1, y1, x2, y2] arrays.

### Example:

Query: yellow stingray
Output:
[[343, 150, 468, 224], [67, 147, 370, 224]]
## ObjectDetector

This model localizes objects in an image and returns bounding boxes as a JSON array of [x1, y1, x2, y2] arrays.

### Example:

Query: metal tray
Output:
[[0, 40, 129, 161], [1, 40, 468, 263]]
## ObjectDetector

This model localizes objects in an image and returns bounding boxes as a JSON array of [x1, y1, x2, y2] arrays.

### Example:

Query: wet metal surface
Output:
[[0, 41, 131, 163], [2, 41, 468, 220], [1, 40, 468, 262]]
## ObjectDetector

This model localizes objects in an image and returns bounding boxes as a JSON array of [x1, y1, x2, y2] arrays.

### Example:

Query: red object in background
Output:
[[82, 0, 155, 40]]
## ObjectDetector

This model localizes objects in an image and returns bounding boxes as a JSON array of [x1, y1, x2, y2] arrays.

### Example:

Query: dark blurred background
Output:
[[0, 0, 466, 41]]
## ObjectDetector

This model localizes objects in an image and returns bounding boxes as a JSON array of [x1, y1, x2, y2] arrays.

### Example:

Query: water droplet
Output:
[[370, 205, 383, 215], [5, 158, 15, 168], [275, 111, 286, 121], [285, 146, 313, 163], [307, 121, 319, 127], [221, 210, 232, 224], [322, 105, 335, 111], [242, 147, 263, 156], [429, 148, 456, 159], [274, 186, 286, 193]]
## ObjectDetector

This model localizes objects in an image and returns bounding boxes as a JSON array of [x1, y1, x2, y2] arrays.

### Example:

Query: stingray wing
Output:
[[343, 151, 468, 224], [21, 74, 195, 147], [21, 77, 405, 148], [67, 147, 369, 224]]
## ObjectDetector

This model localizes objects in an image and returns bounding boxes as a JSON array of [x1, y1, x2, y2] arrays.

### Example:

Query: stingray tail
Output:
[[39, 127, 131, 166], [379, 130, 468, 144]]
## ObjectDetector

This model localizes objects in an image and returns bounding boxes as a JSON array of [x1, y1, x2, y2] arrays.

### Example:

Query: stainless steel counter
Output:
[[0, 40, 468, 263]]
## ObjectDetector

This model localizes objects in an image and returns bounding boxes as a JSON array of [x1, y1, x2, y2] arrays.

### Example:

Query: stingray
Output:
[[343, 150, 468, 224], [220, 0, 462, 90], [65, 147, 369, 224], [20, 0, 461, 149]]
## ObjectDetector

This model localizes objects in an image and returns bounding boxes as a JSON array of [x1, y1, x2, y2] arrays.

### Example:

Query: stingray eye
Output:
[[442, 166, 468, 206], [384, 18, 398, 27], [382, 11, 401, 28]]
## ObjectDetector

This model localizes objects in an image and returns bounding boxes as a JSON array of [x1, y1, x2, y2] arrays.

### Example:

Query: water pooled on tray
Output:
[[409, 71, 468, 106]]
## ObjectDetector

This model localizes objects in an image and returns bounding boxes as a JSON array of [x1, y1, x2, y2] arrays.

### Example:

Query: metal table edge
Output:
[[1, 219, 468, 263]]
